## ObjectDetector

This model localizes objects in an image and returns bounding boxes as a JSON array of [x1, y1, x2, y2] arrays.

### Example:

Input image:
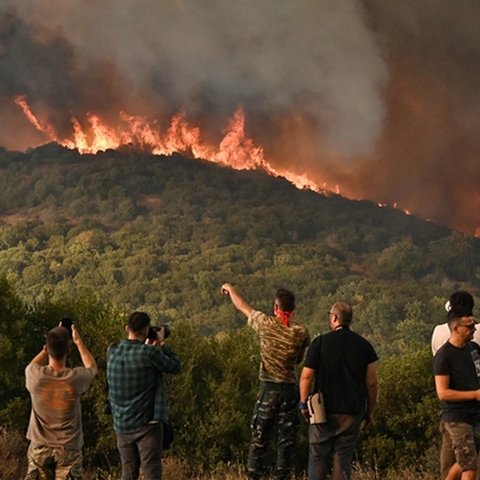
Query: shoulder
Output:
[[25, 362, 43, 378], [248, 310, 272, 328], [306, 334, 323, 353], [308, 332, 323, 343], [73, 366, 96, 380], [107, 341, 120, 353], [303, 334, 322, 367], [348, 330, 379, 358], [432, 323, 449, 340], [468, 341, 480, 353], [434, 342, 452, 362], [292, 321, 309, 334], [432, 323, 449, 333]]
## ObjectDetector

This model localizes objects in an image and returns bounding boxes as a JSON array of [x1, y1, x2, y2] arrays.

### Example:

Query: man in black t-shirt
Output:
[[299, 302, 378, 480], [434, 311, 480, 480]]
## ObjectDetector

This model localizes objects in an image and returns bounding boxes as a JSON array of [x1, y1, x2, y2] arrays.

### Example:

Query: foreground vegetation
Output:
[[0, 277, 442, 477]]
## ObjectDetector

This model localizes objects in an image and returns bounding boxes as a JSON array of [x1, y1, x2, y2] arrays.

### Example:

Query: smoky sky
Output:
[[0, 0, 479, 234]]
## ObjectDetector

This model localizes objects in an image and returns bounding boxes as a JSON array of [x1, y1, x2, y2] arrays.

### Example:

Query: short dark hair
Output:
[[332, 302, 353, 325], [275, 289, 295, 311], [127, 311, 151, 334], [448, 291, 474, 319], [46, 326, 71, 360]]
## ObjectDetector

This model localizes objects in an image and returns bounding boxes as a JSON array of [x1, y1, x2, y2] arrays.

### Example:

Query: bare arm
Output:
[[221, 283, 254, 318], [29, 345, 48, 366], [365, 361, 378, 426], [299, 366, 315, 421], [299, 366, 315, 404], [72, 325, 98, 376], [435, 375, 480, 402]]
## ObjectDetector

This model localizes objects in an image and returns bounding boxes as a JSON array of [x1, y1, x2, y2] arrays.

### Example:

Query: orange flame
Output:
[[14, 96, 59, 141], [15, 95, 339, 195]]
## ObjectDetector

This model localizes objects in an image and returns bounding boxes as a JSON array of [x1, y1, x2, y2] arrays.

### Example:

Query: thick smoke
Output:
[[0, 0, 479, 234]]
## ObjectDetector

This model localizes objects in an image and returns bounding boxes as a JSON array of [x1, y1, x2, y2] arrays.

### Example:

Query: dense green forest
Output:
[[1, 144, 478, 351], [0, 144, 479, 476]]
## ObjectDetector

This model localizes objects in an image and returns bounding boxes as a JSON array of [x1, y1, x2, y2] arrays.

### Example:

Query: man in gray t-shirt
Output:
[[24, 323, 97, 480]]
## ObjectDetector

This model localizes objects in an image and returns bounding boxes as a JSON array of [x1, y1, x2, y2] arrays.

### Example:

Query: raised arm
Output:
[[221, 283, 254, 318], [72, 325, 98, 376], [29, 345, 48, 366]]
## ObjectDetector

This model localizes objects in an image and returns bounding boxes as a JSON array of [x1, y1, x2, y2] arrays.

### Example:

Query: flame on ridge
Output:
[[15, 95, 468, 230], [15, 95, 333, 194]]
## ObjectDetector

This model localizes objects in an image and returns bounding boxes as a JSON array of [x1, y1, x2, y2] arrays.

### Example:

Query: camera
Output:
[[147, 324, 171, 341]]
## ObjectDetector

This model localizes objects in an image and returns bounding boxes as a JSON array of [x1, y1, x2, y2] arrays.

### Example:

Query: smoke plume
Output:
[[0, 0, 479, 234]]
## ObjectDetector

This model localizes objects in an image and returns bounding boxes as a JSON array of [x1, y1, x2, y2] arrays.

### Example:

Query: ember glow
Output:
[[14, 95, 334, 194]]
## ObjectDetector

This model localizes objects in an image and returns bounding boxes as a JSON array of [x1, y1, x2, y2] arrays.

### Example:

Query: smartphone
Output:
[[60, 317, 73, 337]]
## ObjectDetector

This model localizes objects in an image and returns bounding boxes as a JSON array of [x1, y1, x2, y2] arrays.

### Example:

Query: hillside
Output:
[[0, 143, 479, 353]]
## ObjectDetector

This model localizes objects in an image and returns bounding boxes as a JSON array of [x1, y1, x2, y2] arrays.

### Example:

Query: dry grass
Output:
[[0, 428, 28, 480], [0, 429, 437, 480], [82, 460, 437, 480]]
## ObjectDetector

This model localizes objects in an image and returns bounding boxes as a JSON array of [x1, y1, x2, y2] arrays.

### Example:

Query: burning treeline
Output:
[[0, 1, 479, 235]]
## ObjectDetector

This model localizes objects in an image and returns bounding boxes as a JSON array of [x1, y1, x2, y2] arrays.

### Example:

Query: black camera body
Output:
[[147, 324, 171, 341], [60, 317, 73, 337]]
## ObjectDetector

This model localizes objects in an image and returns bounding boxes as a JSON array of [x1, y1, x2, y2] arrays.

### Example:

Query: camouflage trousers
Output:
[[247, 381, 299, 480], [24, 443, 83, 480]]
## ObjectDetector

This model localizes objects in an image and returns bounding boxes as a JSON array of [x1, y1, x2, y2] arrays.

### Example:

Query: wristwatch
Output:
[[298, 401, 308, 410]]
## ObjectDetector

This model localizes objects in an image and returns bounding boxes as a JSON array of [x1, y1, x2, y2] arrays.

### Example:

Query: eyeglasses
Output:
[[457, 323, 476, 330]]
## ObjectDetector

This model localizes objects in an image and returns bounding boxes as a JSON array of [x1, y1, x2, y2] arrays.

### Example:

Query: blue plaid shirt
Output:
[[107, 339, 181, 434]]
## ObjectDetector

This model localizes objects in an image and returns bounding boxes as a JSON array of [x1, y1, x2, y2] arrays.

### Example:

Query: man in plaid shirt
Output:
[[107, 311, 181, 480]]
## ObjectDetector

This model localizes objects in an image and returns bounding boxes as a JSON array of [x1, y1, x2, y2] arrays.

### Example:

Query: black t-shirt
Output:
[[433, 341, 480, 423], [304, 327, 378, 415]]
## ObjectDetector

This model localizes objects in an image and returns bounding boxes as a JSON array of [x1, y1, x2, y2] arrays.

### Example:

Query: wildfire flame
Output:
[[15, 94, 471, 231], [15, 95, 335, 194]]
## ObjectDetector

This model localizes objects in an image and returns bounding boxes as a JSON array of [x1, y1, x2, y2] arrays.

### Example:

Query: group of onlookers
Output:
[[22, 286, 480, 480]]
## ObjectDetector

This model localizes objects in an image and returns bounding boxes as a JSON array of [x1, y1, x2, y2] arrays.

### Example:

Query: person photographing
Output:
[[107, 311, 180, 480], [24, 322, 98, 479]]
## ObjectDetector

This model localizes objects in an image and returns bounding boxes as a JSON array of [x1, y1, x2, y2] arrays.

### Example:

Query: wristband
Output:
[[298, 401, 308, 410]]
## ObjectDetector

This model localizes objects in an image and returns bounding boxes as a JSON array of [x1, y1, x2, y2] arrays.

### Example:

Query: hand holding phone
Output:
[[60, 317, 73, 338]]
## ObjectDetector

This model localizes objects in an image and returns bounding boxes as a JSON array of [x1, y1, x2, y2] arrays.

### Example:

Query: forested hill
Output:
[[0, 143, 479, 354]]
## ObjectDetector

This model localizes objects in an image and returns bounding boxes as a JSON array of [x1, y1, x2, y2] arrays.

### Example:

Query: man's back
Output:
[[304, 327, 378, 414], [26, 363, 94, 449], [107, 339, 181, 434], [248, 310, 310, 383]]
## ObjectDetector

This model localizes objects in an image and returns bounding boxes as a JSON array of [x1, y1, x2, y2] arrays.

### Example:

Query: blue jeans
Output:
[[116, 423, 163, 480], [308, 413, 362, 480], [248, 381, 299, 480]]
